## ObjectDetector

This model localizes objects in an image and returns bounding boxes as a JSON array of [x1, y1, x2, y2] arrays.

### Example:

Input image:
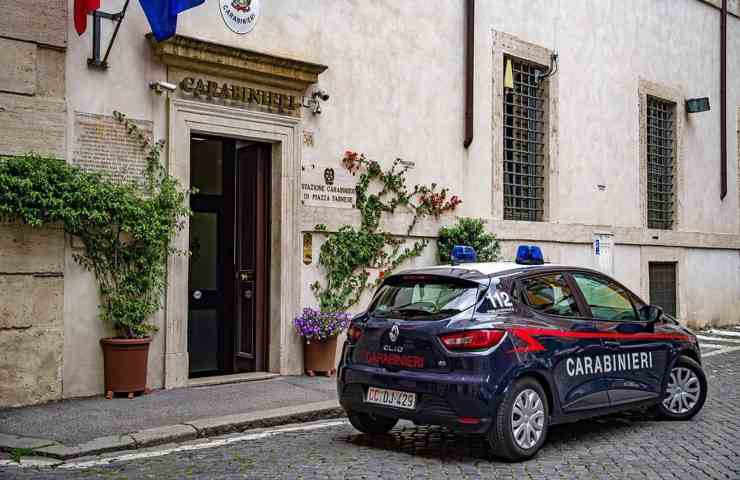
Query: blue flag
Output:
[[139, 0, 205, 41]]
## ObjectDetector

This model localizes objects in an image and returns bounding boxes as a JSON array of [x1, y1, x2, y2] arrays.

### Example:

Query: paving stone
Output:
[[33, 434, 136, 460], [1, 352, 739, 478], [130, 424, 198, 447], [0, 433, 59, 451]]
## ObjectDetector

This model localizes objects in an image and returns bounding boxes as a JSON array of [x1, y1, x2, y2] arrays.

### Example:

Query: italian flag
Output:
[[74, 0, 101, 35]]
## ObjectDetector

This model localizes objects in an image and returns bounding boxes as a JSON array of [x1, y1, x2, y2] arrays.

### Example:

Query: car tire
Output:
[[652, 355, 707, 421], [347, 410, 398, 435], [488, 377, 549, 462]]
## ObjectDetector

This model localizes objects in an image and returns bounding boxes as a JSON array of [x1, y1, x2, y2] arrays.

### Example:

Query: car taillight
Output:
[[347, 324, 363, 343], [439, 329, 505, 351]]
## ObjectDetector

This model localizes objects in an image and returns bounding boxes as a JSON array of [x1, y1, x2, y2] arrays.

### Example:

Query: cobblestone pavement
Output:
[[2, 350, 738, 480]]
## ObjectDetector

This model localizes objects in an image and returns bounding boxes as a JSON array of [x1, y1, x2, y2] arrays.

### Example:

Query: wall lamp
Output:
[[302, 89, 330, 115], [686, 97, 710, 113]]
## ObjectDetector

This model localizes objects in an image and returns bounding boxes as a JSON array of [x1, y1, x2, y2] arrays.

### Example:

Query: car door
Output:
[[515, 272, 613, 413], [570, 272, 670, 406]]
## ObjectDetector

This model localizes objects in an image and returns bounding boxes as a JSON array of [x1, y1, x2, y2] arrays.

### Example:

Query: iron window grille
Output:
[[649, 262, 677, 318], [503, 56, 546, 222], [646, 96, 675, 230]]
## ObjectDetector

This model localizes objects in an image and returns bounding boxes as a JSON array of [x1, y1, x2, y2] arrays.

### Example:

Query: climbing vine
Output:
[[311, 151, 461, 312], [0, 111, 190, 338]]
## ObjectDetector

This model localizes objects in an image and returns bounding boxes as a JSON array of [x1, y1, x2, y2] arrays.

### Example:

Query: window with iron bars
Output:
[[503, 56, 547, 222], [646, 96, 675, 230]]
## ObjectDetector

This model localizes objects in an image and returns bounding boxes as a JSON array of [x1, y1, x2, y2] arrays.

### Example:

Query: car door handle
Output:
[[604, 340, 620, 348]]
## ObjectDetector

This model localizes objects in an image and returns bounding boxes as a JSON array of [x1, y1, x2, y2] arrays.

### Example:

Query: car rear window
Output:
[[370, 275, 483, 320]]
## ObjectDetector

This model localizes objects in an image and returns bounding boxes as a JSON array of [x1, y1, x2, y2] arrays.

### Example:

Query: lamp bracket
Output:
[[534, 52, 559, 85], [87, 0, 130, 70]]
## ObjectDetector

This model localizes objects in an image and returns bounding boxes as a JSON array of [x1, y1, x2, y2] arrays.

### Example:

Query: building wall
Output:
[[0, 1, 67, 408], [54, 0, 740, 399]]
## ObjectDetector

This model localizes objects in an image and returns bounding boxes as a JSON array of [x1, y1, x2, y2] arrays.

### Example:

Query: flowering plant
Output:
[[293, 308, 351, 341]]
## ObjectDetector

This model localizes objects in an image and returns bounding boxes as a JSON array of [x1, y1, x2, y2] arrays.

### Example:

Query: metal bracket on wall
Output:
[[87, 0, 130, 69]]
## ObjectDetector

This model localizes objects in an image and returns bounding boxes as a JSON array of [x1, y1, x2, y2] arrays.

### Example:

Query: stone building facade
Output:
[[0, 1, 68, 407], [1, 0, 739, 407]]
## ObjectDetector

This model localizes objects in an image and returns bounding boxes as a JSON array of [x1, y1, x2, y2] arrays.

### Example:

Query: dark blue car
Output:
[[337, 246, 707, 461]]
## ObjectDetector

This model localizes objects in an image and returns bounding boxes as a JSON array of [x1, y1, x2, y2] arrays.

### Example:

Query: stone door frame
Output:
[[164, 97, 302, 388]]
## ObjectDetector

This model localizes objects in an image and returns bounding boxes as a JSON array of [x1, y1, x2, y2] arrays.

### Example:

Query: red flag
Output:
[[74, 0, 101, 35]]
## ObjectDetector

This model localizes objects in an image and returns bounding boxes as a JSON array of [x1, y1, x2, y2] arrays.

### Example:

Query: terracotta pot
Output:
[[303, 336, 338, 376], [100, 337, 151, 398]]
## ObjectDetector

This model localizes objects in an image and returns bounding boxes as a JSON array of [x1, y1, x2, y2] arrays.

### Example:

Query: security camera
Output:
[[149, 81, 177, 94], [312, 90, 330, 101]]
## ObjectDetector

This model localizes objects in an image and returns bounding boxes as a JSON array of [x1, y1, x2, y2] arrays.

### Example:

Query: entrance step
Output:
[[188, 372, 279, 388]]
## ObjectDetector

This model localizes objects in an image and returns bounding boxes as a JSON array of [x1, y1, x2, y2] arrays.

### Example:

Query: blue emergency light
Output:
[[451, 245, 477, 265], [516, 245, 544, 265]]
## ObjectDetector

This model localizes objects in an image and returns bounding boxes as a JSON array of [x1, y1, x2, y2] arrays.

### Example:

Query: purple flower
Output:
[[293, 308, 351, 340]]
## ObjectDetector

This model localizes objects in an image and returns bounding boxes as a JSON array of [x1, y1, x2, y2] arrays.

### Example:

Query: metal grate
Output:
[[503, 57, 546, 221], [647, 96, 675, 229], [649, 262, 677, 318]]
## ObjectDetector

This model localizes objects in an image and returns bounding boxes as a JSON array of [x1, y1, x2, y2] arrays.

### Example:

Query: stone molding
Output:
[[638, 79, 685, 232], [491, 30, 559, 223], [165, 98, 303, 387], [149, 34, 328, 92], [299, 206, 740, 251]]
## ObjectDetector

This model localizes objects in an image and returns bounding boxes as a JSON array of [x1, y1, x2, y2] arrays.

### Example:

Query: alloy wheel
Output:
[[511, 388, 545, 449], [663, 366, 701, 414]]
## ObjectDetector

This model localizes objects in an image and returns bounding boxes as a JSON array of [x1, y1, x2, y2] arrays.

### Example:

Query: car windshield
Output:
[[370, 275, 483, 320]]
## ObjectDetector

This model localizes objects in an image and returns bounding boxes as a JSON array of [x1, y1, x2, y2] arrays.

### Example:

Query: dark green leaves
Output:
[[0, 114, 189, 338]]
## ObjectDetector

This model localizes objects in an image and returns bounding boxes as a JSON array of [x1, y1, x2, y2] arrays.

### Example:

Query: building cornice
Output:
[[148, 34, 328, 92]]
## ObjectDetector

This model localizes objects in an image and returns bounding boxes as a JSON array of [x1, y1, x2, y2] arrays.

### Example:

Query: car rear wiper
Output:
[[389, 308, 431, 317]]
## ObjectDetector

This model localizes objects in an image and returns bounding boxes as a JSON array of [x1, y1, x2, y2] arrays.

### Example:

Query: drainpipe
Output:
[[463, 0, 474, 148], [720, 0, 727, 199]]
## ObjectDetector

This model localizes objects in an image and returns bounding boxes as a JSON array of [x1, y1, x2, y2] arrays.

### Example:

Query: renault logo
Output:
[[389, 324, 400, 343]]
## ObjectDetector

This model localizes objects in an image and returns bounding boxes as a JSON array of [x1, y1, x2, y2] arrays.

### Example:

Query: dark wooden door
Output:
[[188, 137, 270, 377], [188, 137, 236, 377], [234, 144, 271, 372]]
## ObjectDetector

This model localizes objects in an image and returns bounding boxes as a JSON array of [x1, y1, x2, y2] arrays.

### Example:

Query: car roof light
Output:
[[516, 245, 544, 265], [451, 245, 477, 265]]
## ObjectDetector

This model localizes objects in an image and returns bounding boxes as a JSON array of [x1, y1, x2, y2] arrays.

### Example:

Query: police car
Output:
[[337, 245, 707, 461]]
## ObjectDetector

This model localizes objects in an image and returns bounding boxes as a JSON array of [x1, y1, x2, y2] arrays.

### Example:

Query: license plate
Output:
[[365, 387, 417, 410]]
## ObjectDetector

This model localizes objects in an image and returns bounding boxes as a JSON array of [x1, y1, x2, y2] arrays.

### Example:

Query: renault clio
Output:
[[337, 245, 706, 461]]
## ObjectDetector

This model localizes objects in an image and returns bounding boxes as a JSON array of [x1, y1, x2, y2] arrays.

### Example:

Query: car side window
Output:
[[572, 273, 638, 321], [519, 274, 581, 317]]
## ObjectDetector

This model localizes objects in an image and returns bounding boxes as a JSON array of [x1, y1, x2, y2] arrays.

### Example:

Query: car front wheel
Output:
[[347, 410, 398, 435], [653, 355, 707, 420], [488, 377, 549, 462]]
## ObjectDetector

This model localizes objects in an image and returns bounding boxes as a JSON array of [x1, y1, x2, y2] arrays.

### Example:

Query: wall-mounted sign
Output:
[[303, 233, 312, 265], [220, 0, 260, 34], [593, 232, 614, 275], [179, 77, 300, 113], [301, 166, 356, 209]]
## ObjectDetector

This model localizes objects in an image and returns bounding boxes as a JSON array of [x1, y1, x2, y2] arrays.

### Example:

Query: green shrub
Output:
[[437, 217, 500, 263], [0, 113, 189, 338]]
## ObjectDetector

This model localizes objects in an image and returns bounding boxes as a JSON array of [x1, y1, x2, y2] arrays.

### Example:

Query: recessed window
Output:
[[646, 96, 675, 230], [649, 262, 677, 318], [503, 56, 547, 222]]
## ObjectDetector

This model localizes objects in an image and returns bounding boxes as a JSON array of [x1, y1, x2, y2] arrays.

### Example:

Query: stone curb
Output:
[[0, 399, 344, 461]]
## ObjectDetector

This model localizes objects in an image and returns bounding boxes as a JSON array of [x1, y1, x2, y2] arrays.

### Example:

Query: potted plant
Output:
[[0, 111, 189, 400], [293, 308, 351, 376]]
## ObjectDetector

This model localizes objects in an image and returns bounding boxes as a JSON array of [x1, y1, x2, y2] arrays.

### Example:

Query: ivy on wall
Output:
[[310, 151, 461, 313], [0, 111, 190, 338]]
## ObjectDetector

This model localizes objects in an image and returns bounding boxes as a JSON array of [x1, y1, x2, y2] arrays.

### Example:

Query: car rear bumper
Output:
[[338, 364, 500, 434]]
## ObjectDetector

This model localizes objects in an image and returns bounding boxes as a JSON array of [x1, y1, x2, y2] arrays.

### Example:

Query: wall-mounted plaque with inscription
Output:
[[301, 166, 356, 209]]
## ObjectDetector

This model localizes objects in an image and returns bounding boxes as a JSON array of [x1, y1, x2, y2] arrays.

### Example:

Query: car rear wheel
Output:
[[347, 410, 398, 435], [653, 355, 707, 420], [488, 377, 549, 462]]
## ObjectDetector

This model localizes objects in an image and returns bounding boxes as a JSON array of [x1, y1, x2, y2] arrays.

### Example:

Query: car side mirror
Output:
[[639, 304, 663, 323]]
